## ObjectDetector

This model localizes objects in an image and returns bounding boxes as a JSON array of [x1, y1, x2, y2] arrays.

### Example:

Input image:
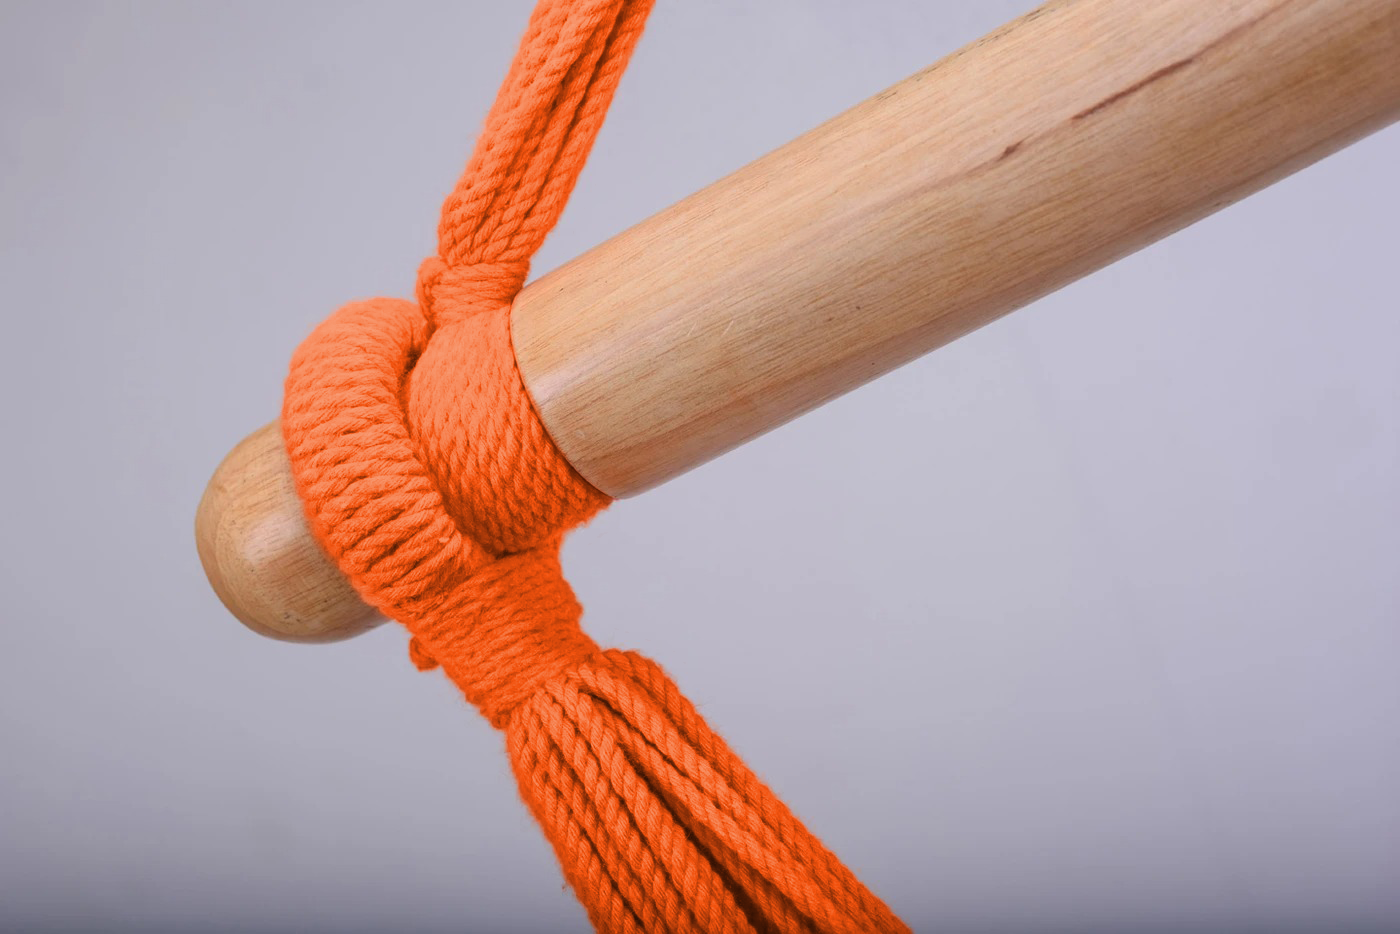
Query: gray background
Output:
[[2, 1, 1397, 932]]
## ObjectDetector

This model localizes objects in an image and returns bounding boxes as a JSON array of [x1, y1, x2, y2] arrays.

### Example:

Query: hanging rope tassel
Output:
[[281, 1, 909, 930]]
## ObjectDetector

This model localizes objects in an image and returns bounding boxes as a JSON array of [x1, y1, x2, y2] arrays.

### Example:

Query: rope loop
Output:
[[279, 0, 910, 928], [417, 256, 530, 330], [284, 293, 608, 719]]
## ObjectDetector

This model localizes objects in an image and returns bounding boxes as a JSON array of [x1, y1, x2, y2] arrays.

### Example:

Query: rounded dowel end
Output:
[[195, 421, 382, 643]]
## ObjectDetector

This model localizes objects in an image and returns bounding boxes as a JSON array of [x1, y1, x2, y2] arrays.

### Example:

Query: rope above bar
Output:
[[198, 0, 1400, 644], [195, 1, 1400, 925]]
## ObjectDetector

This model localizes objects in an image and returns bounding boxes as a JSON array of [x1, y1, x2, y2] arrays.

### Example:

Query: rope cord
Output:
[[282, 2, 909, 930]]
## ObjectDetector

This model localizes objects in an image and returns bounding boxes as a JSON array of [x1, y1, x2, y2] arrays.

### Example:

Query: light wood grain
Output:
[[516, 0, 1400, 495], [197, 0, 1400, 641], [195, 422, 379, 643]]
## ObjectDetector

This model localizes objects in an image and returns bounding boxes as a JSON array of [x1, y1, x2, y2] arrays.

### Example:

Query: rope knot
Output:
[[283, 291, 609, 723], [417, 256, 529, 330], [407, 543, 600, 727], [278, 0, 910, 926]]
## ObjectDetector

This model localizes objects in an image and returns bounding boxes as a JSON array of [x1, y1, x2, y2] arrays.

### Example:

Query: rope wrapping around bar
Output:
[[281, 1, 907, 930]]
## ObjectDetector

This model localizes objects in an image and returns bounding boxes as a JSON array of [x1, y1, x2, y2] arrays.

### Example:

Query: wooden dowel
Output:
[[197, 0, 1400, 642], [198, 421, 379, 642]]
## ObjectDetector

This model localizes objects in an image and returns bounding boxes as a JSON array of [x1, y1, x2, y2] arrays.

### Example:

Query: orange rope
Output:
[[282, 2, 908, 930]]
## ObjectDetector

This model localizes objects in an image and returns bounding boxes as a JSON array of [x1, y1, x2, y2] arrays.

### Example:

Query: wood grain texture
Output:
[[197, 0, 1400, 641], [195, 422, 379, 642], [515, 0, 1400, 496]]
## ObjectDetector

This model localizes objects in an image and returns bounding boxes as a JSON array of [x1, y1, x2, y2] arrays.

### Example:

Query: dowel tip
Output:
[[195, 420, 381, 643]]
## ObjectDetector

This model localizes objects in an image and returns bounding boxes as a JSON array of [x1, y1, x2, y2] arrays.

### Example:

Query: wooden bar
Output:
[[518, 0, 1400, 495], [197, 0, 1400, 641]]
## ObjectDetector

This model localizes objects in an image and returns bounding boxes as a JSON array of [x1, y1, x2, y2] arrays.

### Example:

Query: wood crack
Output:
[[1071, 0, 1294, 121]]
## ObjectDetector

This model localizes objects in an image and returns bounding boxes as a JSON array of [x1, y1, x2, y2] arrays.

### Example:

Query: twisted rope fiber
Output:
[[282, 2, 908, 930]]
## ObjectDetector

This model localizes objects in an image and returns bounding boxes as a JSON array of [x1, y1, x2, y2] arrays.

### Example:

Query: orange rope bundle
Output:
[[282, 2, 908, 930]]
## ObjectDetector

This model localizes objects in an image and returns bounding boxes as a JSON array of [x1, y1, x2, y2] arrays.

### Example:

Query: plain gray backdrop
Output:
[[2, 2, 1397, 932]]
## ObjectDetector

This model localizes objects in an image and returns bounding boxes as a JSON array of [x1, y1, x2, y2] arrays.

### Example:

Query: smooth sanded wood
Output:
[[196, 0, 1400, 641], [515, 0, 1400, 496], [196, 422, 380, 643]]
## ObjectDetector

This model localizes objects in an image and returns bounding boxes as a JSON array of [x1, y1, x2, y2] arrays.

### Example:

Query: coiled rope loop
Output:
[[282, 1, 909, 930]]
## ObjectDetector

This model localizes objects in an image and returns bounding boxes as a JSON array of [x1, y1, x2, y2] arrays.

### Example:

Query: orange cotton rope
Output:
[[281, 2, 909, 931]]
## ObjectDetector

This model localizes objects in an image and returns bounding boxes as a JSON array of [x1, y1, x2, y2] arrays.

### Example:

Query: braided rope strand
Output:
[[282, 2, 908, 930]]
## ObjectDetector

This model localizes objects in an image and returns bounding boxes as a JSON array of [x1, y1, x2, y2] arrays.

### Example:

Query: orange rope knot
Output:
[[280, 0, 908, 930], [284, 267, 606, 727]]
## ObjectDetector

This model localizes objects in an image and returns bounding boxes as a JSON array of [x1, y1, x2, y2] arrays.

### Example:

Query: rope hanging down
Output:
[[282, 1, 909, 930]]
